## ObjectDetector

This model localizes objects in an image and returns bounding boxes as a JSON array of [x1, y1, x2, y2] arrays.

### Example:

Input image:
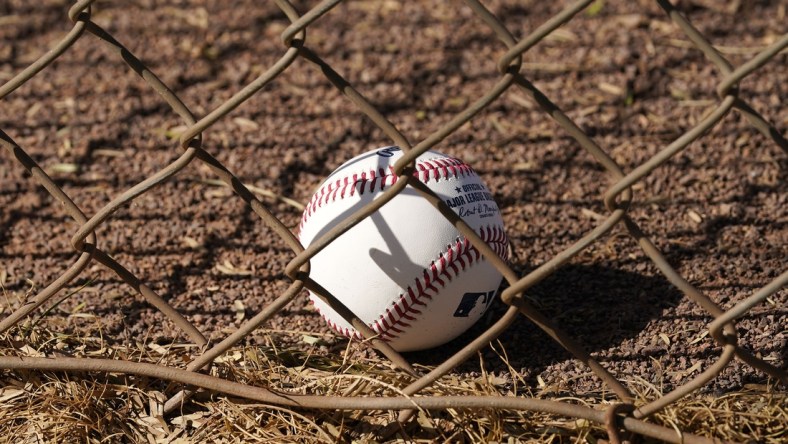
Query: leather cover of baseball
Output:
[[298, 146, 508, 351]]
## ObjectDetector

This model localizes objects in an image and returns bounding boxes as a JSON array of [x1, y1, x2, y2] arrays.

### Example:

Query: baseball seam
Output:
[[316, 225, 508, 343], [299, 155, 509, 344], [299, 156, 474, 233]]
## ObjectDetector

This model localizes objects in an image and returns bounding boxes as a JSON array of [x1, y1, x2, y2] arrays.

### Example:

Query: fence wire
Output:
[[0, 0, 786, 443]]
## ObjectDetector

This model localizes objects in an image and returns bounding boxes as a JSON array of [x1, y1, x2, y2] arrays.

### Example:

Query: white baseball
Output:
[[298, 146, 508, 352]]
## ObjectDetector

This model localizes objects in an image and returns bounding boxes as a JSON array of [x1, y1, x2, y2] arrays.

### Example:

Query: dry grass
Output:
[[0, 320, 784, 444]]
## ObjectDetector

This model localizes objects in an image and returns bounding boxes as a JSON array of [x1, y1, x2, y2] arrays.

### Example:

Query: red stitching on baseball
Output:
[[298, 156, 475, 233], [314, 224, 508, 343]]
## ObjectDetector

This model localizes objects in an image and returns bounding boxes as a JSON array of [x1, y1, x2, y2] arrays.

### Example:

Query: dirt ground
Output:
[[0, 0, 785, 414]]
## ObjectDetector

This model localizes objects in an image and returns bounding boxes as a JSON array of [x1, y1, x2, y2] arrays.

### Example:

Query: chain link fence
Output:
[[1, 0, 786, 442]]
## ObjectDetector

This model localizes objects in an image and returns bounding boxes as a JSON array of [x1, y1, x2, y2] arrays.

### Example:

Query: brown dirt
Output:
[[0, 0, 785, 424]]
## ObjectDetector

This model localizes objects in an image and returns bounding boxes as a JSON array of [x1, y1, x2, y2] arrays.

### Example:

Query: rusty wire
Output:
[[0, 0, 786, 442]]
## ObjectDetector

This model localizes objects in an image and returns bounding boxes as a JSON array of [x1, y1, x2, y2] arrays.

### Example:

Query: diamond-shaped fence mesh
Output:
[[0, 0, 786, 442]]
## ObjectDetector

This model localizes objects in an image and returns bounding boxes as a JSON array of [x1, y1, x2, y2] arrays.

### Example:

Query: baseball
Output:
[[298, 146, 508, 351]]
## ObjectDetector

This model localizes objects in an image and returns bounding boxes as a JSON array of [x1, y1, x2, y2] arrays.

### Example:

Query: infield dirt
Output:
[[0, 0, 785, 413]]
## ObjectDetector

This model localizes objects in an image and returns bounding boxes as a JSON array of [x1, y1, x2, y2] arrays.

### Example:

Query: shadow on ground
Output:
[[404, 263, 684, 380]]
